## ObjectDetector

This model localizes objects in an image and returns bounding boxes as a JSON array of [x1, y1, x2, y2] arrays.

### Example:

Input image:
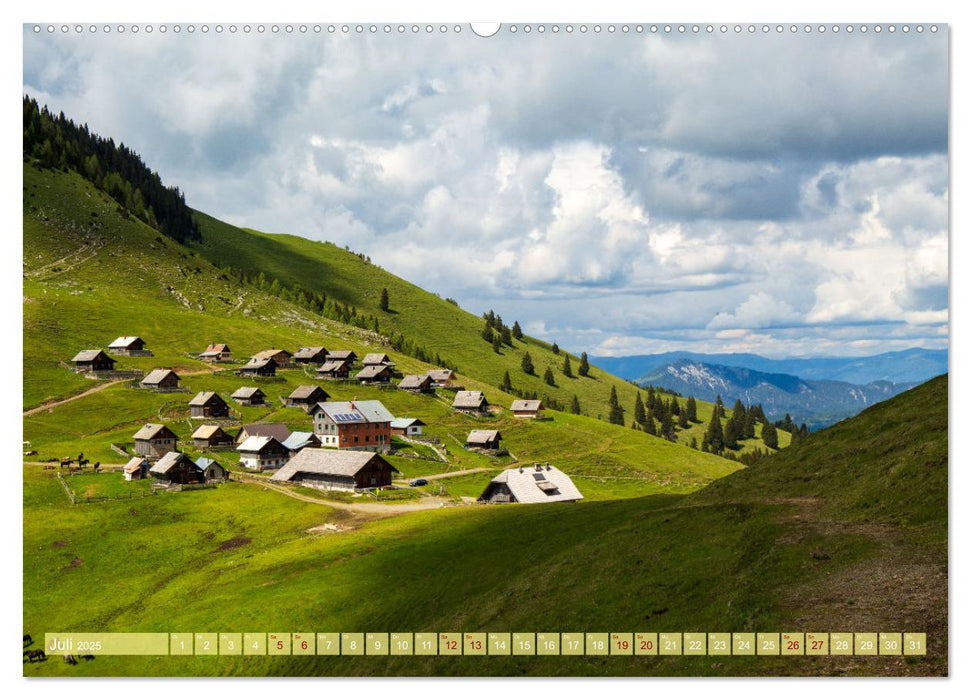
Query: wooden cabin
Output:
[[316, 359, 352, 380], [326, 350, 357, 365], [140, 368, 180, 391], [282, 431, 322, 456], [355, 364, 393, 384], [293, 346, 329, 364], [390, 418, 425, 437], [466, 429, 502, 451], [189, 391, 230, 418], [286, 385, 330, 409], [231, 386, 266, 406], [196, 457, 229, 482], [234, 423, 291, 445], [398, 374, 433, 393], [478, 464, 584, 504], [237, 436, 290, 472], [426, 369, 456, 387], [149, 452, 204, 485], [361, 352, 392, 367], [71, 349, 116, 373], [271, 449, 399, 492], [108, 336, 152, 356], [198, 343, 233, 362], [452, 390, 488, 413], [122, 456, 151, 481], [311, 400, 393, 453], [191, 424, 234, 449], [237, 357, 277, 377], [510, 399, 545, 419], [250, 349, 293, 367], [132, 424, 179, 458]]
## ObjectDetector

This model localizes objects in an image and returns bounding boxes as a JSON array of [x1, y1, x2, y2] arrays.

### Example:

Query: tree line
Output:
[[23, 96, 200, 244]]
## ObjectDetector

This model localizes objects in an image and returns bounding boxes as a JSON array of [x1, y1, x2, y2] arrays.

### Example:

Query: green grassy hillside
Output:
[[23, 376, 947, 677]]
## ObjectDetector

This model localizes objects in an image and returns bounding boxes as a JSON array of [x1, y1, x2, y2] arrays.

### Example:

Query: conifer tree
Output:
[[512, 321, 523, 340], [544, 366, 556, 386], [570, 394, 581, 415], [481, 320, 494, 343], [715, 394, 725, 419], [743, 410, 757, 440], [705, 414, 725, 454], [551, 342, 560, 355], [678, 409, 689, 429], [724, 415, 740, 450], [501, 326, 513, 346], [521, 352, 535, 375], [643, 409, 657, 436], [578, 352, 590, 377], [492, 333, 503, 353], [660, 412, 675, 441], [609, 386, 619, 408], [562, 355, 574, 378], [500, 370, 513, 392], [761, 422, 779, 450], [379, 287, 389, 312], [634, 393, 647, 426]]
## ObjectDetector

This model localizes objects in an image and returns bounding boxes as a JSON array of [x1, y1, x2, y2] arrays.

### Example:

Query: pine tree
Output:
[[570, 394, 581, 414], [670, 398, 681, 416], [724, 415, 740, 450], [743, 410, 757, 440], [500, 370, 513, 392], [660, 412, 675, 441], [512, 321, 523, 340], [715, 394, 724, 419], [732, 399, 746, 423], [609, 402, 625, 426], [643, 409, 657, 435], [501, 326, 513, 346], [634, 393, 647, 426], [705, 414, 725, 454], [521, 352, 535, 375], [578, 352, 590, 377], [481, 320, 494, 343], [379, 287, 389, 312], [761, 422, 779, 450], [562, 355, 573, 378], [678, 409, 689, 429], [551, 342, 560, 355], [544, 366, 556, 386], [609, 386, 619, 408], [492, 333, 502, 353], [689, 437, 698, 450]]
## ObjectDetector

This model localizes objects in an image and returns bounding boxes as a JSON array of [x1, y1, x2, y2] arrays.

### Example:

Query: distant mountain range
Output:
[[592, 348, 947, 386], [638, 359, 920, 430]]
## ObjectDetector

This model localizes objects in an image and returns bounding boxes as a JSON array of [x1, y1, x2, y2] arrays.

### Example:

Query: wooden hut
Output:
[[452, 390, 488, 413], [231, 386, 266, 406], [196, 457, 229, 482], [189, 391, 230, 418], [140, 368, 180, 391], [466, 429, 502, 451], [71, 349, 116, 373], [149, 452, 204, 485], [286, 385, 330, 409], [198, 343, 233, 362], [122, 456, 151, 481], [355, 364, 393, 384], [108, 336, 151, 356], [132, 424, 179, 458], [510, 399, 545, 419], [390, 418, 425, 437], [191, 424, 234, 449], [271, 449, 399, 492], [478, 464, 584, 504], [293, 346, 329, 364], [316, 359, 352, 380], [237, 436, 290, 472], [398, 374, 433, 393]]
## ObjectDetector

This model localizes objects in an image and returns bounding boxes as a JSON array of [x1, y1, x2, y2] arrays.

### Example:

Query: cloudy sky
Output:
[[23, 25, 949, 358]]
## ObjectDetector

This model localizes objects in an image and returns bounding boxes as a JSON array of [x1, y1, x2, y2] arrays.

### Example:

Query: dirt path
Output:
[[23, 368, 215, 417], [394, 467, 491, 483], [235, 474, 455, 515]]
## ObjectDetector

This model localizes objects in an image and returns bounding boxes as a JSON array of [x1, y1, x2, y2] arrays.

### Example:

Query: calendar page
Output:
[[21, 17, 948, 681]]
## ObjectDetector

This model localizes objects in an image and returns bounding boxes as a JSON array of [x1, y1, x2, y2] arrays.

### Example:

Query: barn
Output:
[[425, 368, 455, 387], [478, 464, 584, 504], [452, 390, 488, 413], [510, 399, 545, 419], [286, 385, 330, 409], [108, 336, 152, 356], [189, 391, 230, 418], [231, 386, 266, 406], [316, 359, 352, 380], [71, 349, 116, 373], [293, 346, 329, 364], [326, 350, 357, 365], [271, 449, 399, 492], [196, 457, 229, 482], [250, 349, 293, 367], [355, 364, 393, 384], [140, 368, 180, 391], [198, 343, 233, 362], [191, 424, 234, 449], [149, 452, 205, 485], [390, 418, 425, 437], [132, 424, 178, 458], [466, 429, 502, 451], [361, 352, 392, 366], [237, 435, 290, 471], [398, 374, 433, 393], [122, 456, 151, 481], [237, 357, 277, 377]]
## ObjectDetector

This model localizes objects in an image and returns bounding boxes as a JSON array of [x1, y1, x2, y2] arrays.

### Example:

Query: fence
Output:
[[110, 443, 131, 457]]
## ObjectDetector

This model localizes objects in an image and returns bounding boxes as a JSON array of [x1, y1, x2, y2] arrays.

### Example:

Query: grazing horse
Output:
[[23, 633, 32, 647], [92, 462, 101, 473], [25, 650, 47, 663], [77, 458, 89, 469], [63, 654, 77, 665], [60, 458, 73, 469]]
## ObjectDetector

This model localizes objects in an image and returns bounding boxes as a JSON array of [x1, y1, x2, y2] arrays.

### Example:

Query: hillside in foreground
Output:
[[24, 374, 946, 676]]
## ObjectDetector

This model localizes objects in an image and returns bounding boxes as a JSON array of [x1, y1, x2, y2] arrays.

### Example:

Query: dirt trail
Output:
[[23, 368, 214, 417], [394, 467, 490, 483], [235, 474, 455, 516]]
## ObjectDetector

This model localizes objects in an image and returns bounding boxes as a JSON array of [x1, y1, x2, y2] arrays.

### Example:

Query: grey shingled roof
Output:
[[390, 418, 425, 429], [293, 346, 327, 359], [452, 390, 487, 409], [141, 368, 179, 385], [289, 385, 326, 400], [231, 386, 264, 399], [317, 360, 350, 373], [510, 399, 544, 412], [189, 391, 221, 406], [149, 452, 199, 475], [362, 353, 391, 365], [237, 423, 291, 442], [133, 423, 175, 440], [313, 400, 395, 424], [356, 365, 392, 380], [483, 464, 584, 504], [108, 336, 143, 349], [191, 424, 228, 440], [398, 374, 431, 389], [426, 369, 455, 382], [271, 448, 398, 481], [467, 429, 502, 444], [71, 349, 108, 362]]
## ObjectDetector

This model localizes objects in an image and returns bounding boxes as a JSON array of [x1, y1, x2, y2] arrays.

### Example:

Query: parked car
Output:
[[409, 478, 428, 487]]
